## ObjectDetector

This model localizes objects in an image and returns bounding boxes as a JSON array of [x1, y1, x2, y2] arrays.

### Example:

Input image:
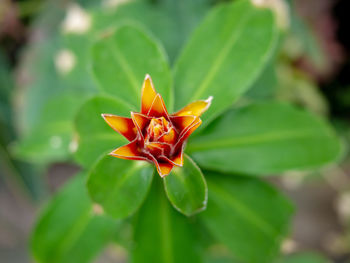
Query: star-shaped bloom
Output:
[[102, 74, 212, 177]]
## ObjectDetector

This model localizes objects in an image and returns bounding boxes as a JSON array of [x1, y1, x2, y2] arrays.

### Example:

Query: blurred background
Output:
[[1, 0, 350, 262]]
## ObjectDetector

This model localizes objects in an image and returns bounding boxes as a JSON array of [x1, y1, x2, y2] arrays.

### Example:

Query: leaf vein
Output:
[[108, 40, 140, 99], [189, 7, 254, 101], [188, 130, 322, 151], [209, 182, 279, 239]]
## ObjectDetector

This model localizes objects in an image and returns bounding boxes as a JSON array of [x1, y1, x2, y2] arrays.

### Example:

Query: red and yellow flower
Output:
[[102, 74, 212, 177]]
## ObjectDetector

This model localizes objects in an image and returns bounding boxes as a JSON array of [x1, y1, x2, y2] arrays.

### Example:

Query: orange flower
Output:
[[102, 74, 212, 177]]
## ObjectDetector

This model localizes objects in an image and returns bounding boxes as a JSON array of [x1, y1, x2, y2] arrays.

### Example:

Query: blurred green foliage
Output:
[[0, 50, 44, 200], [31, 173, 118, 263], [1, 0, 347, 262]]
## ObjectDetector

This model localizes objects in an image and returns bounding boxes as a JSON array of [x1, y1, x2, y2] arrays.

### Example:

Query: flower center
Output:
[[147, 117, 169, 141], [143, 117, 177, 157]]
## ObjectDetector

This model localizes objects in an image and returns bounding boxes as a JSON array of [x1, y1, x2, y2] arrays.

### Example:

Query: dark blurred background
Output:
[[1, 0, 350, 262]]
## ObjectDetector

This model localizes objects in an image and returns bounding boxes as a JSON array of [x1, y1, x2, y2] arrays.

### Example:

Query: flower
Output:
[[102, 74, 212, 177]]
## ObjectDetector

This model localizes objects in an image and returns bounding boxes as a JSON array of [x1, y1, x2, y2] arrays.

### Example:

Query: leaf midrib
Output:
[[52, 208, 92, 263], [160, 192, 174, 263], [207, 181, 279, 239], [189, 5, 254, 102], [187, 129, 325, 152], [108, 39, 140, 100], [105, 164, 143, 208]]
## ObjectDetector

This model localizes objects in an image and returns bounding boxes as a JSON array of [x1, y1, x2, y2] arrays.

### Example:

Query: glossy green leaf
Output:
[[164, 154, 207, 216], [74, 95, 132, 168], [200, 172, 294, 263], [13, 92, 89, 163], [132, 177, 201, 263], [91, 24, 173, 110], [87, 155, 154, 218], [173, 0, 278, 123], [276, 252, 330, 263], [31, 174, 117, 263], [188, 102, 342, 175]]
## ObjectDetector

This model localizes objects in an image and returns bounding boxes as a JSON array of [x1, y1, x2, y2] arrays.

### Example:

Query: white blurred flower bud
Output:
[[336, 192, 350, 223], [92, 203, 104, 215], [55, 49, 76, 75], [251, 0, 290, 30], [281, 238, 298, 254], [103, 0, 131, 8], [62, 4, 91, 34]]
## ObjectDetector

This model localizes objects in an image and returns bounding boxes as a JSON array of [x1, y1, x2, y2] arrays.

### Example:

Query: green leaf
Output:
[[188, 102, 342, 175], [200, 172, 294, 263], [173, 0, 278, 124], [132, 176, 202, 263], [87, 155, 154, 218], [164, 154, 207, 216], [13, 92, 89, 163], [91, 24, 173, 110], [74, 95, 132, 168], [276, 252, 331, 263], [31, 174, 117, 263]]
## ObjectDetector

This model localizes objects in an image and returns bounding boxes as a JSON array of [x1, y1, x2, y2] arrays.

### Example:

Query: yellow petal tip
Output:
[[206, 96, 213, 103]]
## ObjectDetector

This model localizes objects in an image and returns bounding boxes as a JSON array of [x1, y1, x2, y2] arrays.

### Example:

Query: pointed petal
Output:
[[171, 151, 184, 166], [141, 74, 157, 115], [170, 115, 196, 133], [102, 114, 137, 141], [109, 140, 146, 161], [147, 155, 174, 177], [147, 94, 168, 118], [157, 162, 174, 177], [131, 112, 151, 136], [174, 96, 213, 117], [176, 117, 202, 148], [160, 150, 184, 167]]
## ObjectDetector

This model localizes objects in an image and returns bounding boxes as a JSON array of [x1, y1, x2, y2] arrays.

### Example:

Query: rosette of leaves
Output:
[[31, 1, 342, 263]]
